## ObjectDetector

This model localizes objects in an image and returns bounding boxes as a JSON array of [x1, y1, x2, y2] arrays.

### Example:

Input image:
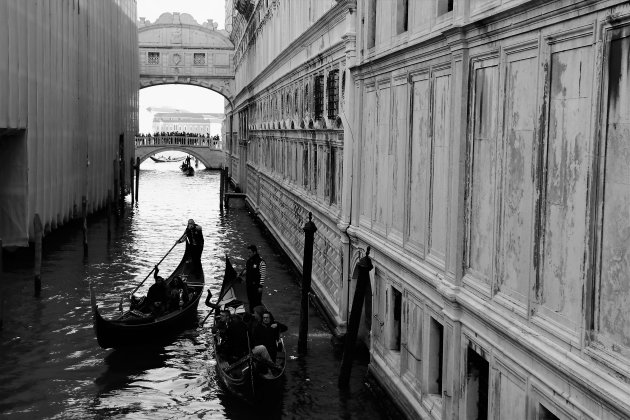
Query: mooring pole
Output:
[[224, 167, 229, 192], [113, 159, 119, 217], [0, 237, 3, 329], [219, 166, 225, 212], [34, 214, 43, 297], [107, 189, 112, 242], [130, 157, 135, 204], [82, 196, 88, 258], [338, 246, 373, 388], [298, 212, 317, 355], [135, 157, 140, 203]]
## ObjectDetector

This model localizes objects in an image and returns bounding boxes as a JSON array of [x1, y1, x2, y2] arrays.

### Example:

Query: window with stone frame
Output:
[[330, 147, 337, 205], [314, 75, 325, 120], [396, 0, 409, 33], [437, 0, 453, 15], [193, 53, 206, 65], [304, 84, 310, 112], [148, 52, 160, 65], [327, 70, 340, 120]]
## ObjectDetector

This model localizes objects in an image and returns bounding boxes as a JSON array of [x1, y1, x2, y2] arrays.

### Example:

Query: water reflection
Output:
[[0, 160, 388, 419]]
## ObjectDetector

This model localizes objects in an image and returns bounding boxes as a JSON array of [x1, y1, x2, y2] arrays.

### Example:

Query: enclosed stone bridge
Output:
[[135, 135, 225, 169], [138, 12, 235, 103]]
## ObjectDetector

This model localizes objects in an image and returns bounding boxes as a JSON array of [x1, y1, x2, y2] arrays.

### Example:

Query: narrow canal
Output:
[[0, 161, 389, 419]]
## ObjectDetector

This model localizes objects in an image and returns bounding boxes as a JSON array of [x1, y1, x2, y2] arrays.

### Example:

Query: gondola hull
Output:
[[90, 258, 204, 349], [213, 334, 286, 404], [91, 288, 202, 349], [208, 256, 286, 403]]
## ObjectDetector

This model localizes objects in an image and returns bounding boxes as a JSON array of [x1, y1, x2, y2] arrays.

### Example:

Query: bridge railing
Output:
[[135, 135, 223, 150]]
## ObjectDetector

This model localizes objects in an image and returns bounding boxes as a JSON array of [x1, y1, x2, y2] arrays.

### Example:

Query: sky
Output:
[[137, 0, 227, 134]]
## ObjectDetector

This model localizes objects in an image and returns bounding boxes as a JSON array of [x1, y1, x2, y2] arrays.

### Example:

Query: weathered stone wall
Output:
[[350, 0, 630, 419]]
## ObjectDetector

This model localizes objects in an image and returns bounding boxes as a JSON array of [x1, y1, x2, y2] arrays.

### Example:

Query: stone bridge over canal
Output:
[[135, 135, 225, 169]]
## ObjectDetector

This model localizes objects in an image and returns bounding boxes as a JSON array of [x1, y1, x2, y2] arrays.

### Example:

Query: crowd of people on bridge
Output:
[[135, 132, 221, 147]]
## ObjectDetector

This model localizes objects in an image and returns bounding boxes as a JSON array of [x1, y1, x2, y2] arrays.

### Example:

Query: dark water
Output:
[[0, 160, 388, 419]]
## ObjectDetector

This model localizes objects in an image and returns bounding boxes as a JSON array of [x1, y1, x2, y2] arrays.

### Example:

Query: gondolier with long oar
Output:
[[179, 219, 204, 276]]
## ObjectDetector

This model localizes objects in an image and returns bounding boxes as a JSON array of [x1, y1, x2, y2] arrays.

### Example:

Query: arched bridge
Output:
[[138, 12, 235, 103], [135, 135, 225, 169]]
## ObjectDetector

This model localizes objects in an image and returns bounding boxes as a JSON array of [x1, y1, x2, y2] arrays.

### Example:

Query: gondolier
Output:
[[179, 219, 204, 274], [243, 244, 266, 312]]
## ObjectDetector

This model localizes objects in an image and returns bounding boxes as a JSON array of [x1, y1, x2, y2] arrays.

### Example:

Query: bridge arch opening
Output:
[[137, 84, 227, 170]]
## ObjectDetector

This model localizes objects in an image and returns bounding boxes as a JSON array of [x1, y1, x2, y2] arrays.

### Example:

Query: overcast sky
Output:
[[137, 0, 227, 134]]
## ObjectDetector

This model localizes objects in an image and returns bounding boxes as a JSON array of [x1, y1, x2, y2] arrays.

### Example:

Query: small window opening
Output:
[[437, 0, 453, 16], [429, 317, 444, 394], [314, 76, 325, 120], [396, 0, 409, 34], [539, 405, 560, 420], [148, 52, 160, 65], [367, 0, 377, 49], [466, 346, 489, 420], [389, 287, 402, 351]]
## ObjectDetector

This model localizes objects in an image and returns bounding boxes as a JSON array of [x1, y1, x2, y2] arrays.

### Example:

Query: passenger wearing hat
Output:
[[243, 244, 266, 312], [178, 219, 204, 273]]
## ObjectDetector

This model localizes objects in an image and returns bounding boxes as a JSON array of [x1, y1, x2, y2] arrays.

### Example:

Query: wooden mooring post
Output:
[[33, 214, 43, 297], [113, 159, 119, 217], [219, 167, 225, 212], [0, 238, 3, 330], [338, 246, 373, 388], [107, 190, 112, 242], [298, 212, 317, 355], [135, 157, 140, 203], [82, 196, 88, 258], [130, 157, 135, 204]]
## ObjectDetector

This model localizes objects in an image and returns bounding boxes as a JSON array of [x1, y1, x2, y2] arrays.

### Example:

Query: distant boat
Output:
[[150, 156, 185, 163]]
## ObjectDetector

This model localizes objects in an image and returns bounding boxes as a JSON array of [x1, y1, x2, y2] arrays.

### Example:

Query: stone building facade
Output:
[[151, 112, 224, 137], [0, 0, 138, 246], [226, 0, 630, 418]]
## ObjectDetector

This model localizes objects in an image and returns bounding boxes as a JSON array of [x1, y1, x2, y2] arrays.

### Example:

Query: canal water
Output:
[[0, 160, 389, 419]]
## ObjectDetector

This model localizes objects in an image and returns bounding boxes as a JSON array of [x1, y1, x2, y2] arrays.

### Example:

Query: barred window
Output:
[[314, 76, 324, 120], [194, 53, 206, 65], [304, 84, 309, 112], [148, 52, 160, 65], [294, 90, 298, 114], [327, 70, 339, 120]]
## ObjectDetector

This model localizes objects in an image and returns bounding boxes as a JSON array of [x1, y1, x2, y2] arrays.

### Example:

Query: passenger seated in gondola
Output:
[[143, 265, 169, 316], [213, 310, 250, 362], [167, 275, 190, 311], [252, 311, 287, 365]]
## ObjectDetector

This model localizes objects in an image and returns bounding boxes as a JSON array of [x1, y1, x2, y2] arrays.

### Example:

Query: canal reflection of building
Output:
[[225, 0, 630, 419]]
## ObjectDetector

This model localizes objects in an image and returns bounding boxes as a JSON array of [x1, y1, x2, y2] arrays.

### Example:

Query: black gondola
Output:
[[90, 255, 204, 349], [150, 155, 185, 163], [210, 257, 286, 404]]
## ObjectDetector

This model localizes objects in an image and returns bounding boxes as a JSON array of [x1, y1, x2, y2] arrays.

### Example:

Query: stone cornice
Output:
[[354, 0, 625, 76]]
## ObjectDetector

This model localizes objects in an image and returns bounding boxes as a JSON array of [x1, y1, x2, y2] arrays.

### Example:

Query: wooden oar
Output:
[[128, 237, 183, 300]]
